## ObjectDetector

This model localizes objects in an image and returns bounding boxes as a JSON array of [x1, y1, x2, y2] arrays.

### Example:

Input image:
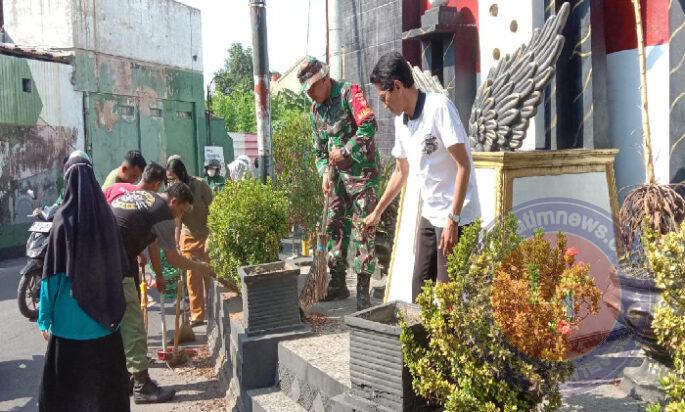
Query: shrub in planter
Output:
[[401, 215, 601, 411], [207, 178, 290, 286], [272, 99, 323, 241], [644, 222, 685, 411]]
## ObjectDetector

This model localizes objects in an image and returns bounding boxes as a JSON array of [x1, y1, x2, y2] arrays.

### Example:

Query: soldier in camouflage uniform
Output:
[[298, 56, 380, 310]]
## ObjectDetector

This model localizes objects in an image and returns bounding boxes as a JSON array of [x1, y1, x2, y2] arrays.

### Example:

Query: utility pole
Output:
[[327, 0, 343, 78], [249, 0, 272, 184]]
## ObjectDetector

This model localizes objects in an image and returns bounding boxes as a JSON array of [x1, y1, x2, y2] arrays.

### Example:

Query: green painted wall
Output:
[[0, 50, 210, 255], [75, 51, 208, 178], [0, 54, 42, 125], [209, 117, 234, 164], [0, 54, 76, 256]]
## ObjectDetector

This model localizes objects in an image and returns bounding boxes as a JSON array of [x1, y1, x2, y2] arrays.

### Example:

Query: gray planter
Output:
[[342, 301, 429, 412], [239, 261, 303, 336], [604, 265, 672, 403], [605, 266, 671, 364]]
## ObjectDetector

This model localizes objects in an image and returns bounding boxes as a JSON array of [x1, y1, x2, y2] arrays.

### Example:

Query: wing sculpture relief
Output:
[[411, 65, 449, 95], [469, 2, 570, 151]]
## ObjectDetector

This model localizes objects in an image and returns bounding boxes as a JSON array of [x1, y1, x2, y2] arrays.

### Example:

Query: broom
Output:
[[298, 191, 331, 311], [177, 273, 195, 344], [166, 276, 188, 367]]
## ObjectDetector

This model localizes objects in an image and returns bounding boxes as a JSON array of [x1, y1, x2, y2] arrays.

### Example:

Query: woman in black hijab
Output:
[[38, 151, 130, 412]]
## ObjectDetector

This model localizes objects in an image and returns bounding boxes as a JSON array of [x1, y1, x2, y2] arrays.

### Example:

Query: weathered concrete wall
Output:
[[0, 0, 206, 255], [72, 0, 203, 71], [2, 0, 74, 48], [4, 0, 202, 71], [74, 51, 207, 179], [0, 54, 81, 255]]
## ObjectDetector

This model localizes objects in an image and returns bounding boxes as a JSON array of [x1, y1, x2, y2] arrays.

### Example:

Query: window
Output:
[[150, 108, 163, 117], [177, 111, 193, 119], [22, 78, 32, 93], [117, 105, 135, 116]]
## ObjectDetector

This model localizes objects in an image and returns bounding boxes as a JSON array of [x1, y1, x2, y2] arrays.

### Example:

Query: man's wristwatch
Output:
[[448, 213, 461, 225], [340, 146, 350, 157]]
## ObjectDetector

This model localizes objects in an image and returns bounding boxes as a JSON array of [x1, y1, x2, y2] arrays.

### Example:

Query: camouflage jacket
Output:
[[310, 80, 380, 192]]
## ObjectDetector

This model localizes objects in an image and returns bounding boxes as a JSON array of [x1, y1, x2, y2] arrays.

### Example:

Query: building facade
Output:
[[0, 0, 211, 256], [341, 0, 682, 201]]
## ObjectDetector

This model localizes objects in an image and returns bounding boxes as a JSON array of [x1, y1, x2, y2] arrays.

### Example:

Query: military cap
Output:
[[297, 56, 329, 92]]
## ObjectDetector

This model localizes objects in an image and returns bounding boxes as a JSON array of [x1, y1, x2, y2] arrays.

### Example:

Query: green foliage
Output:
[[272, 90, 311, 118], [211, 77, 311, 134], [270, 91, 322, 239], [377, 157, 400, 239], [211, 90, 257, 133], [214, 43, 254, 95], [401, 215, 577, 411], [207, 178, 290, 286], [645, 221, 685, 412]]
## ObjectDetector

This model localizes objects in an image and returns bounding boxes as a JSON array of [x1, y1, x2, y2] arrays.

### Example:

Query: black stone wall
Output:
[[342, 0, 405, 156]]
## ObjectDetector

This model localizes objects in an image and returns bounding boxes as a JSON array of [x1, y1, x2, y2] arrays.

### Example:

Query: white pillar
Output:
[[328, 0, 343, 79], [479, 0, 546, 151]]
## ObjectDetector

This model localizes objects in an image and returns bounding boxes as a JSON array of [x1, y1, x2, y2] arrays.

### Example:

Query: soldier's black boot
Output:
[[356, 273, 372, 311], [323, 271, 350, 301], [133, 370, 176, 404]]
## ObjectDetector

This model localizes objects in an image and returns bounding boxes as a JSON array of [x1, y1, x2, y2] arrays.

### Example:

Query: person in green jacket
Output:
[[203, 159, 226, 192]]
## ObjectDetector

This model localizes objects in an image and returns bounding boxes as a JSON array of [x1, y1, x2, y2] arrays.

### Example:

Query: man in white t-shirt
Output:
[[365, 52, 480, 301]]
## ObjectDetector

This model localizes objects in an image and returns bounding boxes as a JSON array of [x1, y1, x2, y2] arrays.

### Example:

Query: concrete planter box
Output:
[[343, 301, 428, 411], [239, 261, 303, 336]]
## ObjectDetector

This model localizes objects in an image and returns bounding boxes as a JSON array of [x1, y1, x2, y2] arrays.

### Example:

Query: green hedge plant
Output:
[[272, 109, 323, 240], [401, 215, 578, 411], [645, 221, 685, 412], [207, 178, 290, 286]]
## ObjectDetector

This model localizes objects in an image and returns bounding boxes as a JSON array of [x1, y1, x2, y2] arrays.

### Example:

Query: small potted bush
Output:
[[401, 215, 601, 411], [608, 0, 684, 372], [208, 178, 296, 334], [272, 96, 323, 246]]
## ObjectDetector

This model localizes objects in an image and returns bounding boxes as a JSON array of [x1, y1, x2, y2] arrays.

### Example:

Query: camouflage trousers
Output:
[[326, 178, 379, 277]]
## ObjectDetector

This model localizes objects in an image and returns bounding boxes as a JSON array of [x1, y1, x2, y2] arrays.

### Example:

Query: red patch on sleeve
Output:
[[349, 84, 375, 126]]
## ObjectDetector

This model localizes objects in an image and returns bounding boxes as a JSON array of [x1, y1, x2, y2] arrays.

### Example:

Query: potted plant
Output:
[[400, 215, 601, 411], [207, 178, 290, 288], [238, 260, 304, 336], [271, 94, 323, 248], [607, 0, 684, 396]]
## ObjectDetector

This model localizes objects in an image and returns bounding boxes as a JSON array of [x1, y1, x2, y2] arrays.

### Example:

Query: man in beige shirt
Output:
[[166, 157, 214, 325]]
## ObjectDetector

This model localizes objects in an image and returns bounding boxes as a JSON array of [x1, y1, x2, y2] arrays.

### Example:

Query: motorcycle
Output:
[[17, 190, 56, 320]]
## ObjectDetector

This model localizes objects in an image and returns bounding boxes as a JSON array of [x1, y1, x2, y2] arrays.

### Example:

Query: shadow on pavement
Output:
[[0, 355, 44, 411]]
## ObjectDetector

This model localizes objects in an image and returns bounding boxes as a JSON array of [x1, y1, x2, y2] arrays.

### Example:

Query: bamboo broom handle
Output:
[[633, 0, 655, 184]]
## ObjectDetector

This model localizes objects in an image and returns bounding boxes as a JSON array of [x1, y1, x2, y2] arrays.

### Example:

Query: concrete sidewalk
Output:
[[133, 288, 226, 411]]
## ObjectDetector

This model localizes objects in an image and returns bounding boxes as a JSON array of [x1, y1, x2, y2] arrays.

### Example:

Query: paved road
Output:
[[0, 258, 44, 412], [0, 258, 219, 412]]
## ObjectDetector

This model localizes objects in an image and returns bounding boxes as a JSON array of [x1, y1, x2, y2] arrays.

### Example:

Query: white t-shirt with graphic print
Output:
[[392, 92, 480, 228]]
